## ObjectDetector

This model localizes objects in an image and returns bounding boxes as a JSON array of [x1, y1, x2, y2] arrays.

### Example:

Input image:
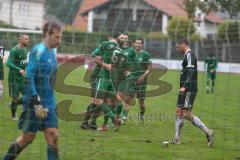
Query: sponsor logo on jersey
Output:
[[111, 55, 118, 63], [21, 60, 28, 65], [123, 51, 128, 56]]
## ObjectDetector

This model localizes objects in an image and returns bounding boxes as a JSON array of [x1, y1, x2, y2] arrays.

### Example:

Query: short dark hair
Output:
[[43, 21, 61, 38], [177, 38, 189, 45], [123, 32, 128, 36], [134, 38, 144, 44], [209, 54, 214, 57], [20, 33, 28, 37]]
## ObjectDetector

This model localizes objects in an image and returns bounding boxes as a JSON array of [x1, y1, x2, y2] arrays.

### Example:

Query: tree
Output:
[[45, 0, 82, 24], [183, 0, 218, 19], [216, 0, 240, 19], [167, 17, 196, 40], [218, 21, 240, 42]]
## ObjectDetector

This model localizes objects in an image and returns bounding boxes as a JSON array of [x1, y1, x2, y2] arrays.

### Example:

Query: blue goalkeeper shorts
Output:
[[18, 103, 58, 133]]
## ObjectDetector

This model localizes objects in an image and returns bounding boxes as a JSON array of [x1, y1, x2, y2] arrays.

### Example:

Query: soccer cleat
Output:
[[206, 87, 210, 93], [121, 116, 127, 125], [12, 115, 18, 121], [138, 114, 144, 124], [167, 139, 180, 145], [80, 122, 89, 129], [211, 88, 214, 93], [89, 123, 97, 130], [97, 125, 108, 131], [114, 117, 121, 132], [107, 122, 115, 128], [206, 130, 214, 147]]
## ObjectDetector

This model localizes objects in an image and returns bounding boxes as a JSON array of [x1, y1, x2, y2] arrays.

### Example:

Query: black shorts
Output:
[[177, 92, 197, 110], [0, 67, 3, 80]]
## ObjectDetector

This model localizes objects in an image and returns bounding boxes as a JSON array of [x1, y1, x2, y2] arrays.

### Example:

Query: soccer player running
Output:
[[132, 38, 152, 123], [204, 54, 218, 93], [166, 39, 214, 147], [0, 46, 4, 99], [3, 21, 62, 160], [6, 33, 29, 120]]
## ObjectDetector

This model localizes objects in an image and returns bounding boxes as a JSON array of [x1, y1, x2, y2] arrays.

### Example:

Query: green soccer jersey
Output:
[[0, 56, 3, 73], [98, 41, 118, 79], [90, 42, 107, 81], [205, 56, 217, 71], [112, 47, 136, 81], [134, 50, 151, 79], [0, 50, 3, 80], [6, 45, 28, 83]]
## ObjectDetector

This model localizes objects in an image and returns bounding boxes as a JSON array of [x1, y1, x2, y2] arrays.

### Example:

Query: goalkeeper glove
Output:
[[31, 95, 48, 120]]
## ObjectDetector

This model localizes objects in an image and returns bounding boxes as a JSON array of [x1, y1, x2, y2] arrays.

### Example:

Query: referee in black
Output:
[[166, 39, 214, 147]]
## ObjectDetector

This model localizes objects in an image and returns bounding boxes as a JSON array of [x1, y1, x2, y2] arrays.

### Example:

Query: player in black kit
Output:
[[165, 39, 214, 147]]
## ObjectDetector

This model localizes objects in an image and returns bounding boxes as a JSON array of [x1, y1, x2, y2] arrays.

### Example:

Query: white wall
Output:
[[87, 11, 94, 33], [0, 0, 11, 24], [0, 0, 44, 29], [195, 21, 218, 37], [194, 8, 219, 37], [162, 14, 168, 34]]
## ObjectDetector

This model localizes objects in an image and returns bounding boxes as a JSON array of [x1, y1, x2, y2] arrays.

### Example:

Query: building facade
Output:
[[72, 0, 225, 37], [0, 0, 44, 29]]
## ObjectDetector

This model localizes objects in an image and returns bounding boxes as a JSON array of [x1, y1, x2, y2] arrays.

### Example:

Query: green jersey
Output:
[[134, 50, 151, 79], [6, 45, 28, 82], [90, 42, 107, 81], [112, 47, 136, 81], [98, 41, 118, 79], [0, 47, 4, 80], [205, 56, 217, 71]]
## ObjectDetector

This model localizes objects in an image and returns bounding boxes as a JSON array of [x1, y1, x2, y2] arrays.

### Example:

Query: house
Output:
[[72, 0, 225, 37], [0, 0, 44, 29]]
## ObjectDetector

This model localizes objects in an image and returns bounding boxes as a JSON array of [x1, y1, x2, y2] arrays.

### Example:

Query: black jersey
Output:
[[180, 50, 198, 92]]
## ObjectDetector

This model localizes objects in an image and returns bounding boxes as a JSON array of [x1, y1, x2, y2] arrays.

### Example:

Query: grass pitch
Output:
[[0, 65, 240, 160]]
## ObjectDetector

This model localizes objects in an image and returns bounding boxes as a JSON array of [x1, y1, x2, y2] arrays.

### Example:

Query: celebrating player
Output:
[[80, 40, 105, 130], [204, 54, 218, 93], [6, 33, 29, 120], [111, 38, 136, 124], [81, 32, 126, 131], [166, 39, 214, 147], [89, 32, 121, 131], [3, 21, 62, 160], [132, 38, 152, 122]]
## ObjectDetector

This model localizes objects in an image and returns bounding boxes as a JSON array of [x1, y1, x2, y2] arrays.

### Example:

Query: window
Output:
[[198, 13, 201, 18], [137, 10, 161, 21], [18, 3, 30, 15]]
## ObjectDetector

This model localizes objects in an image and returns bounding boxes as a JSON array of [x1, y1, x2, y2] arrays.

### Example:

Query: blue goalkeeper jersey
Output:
[[23, 42, 57, 110]]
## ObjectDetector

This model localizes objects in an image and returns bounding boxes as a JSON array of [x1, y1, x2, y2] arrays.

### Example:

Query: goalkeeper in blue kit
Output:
[[3, 22, 62, 160]]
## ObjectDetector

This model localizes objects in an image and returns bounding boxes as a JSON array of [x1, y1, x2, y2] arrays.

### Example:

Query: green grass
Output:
[[0, 65, 240, 160]]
